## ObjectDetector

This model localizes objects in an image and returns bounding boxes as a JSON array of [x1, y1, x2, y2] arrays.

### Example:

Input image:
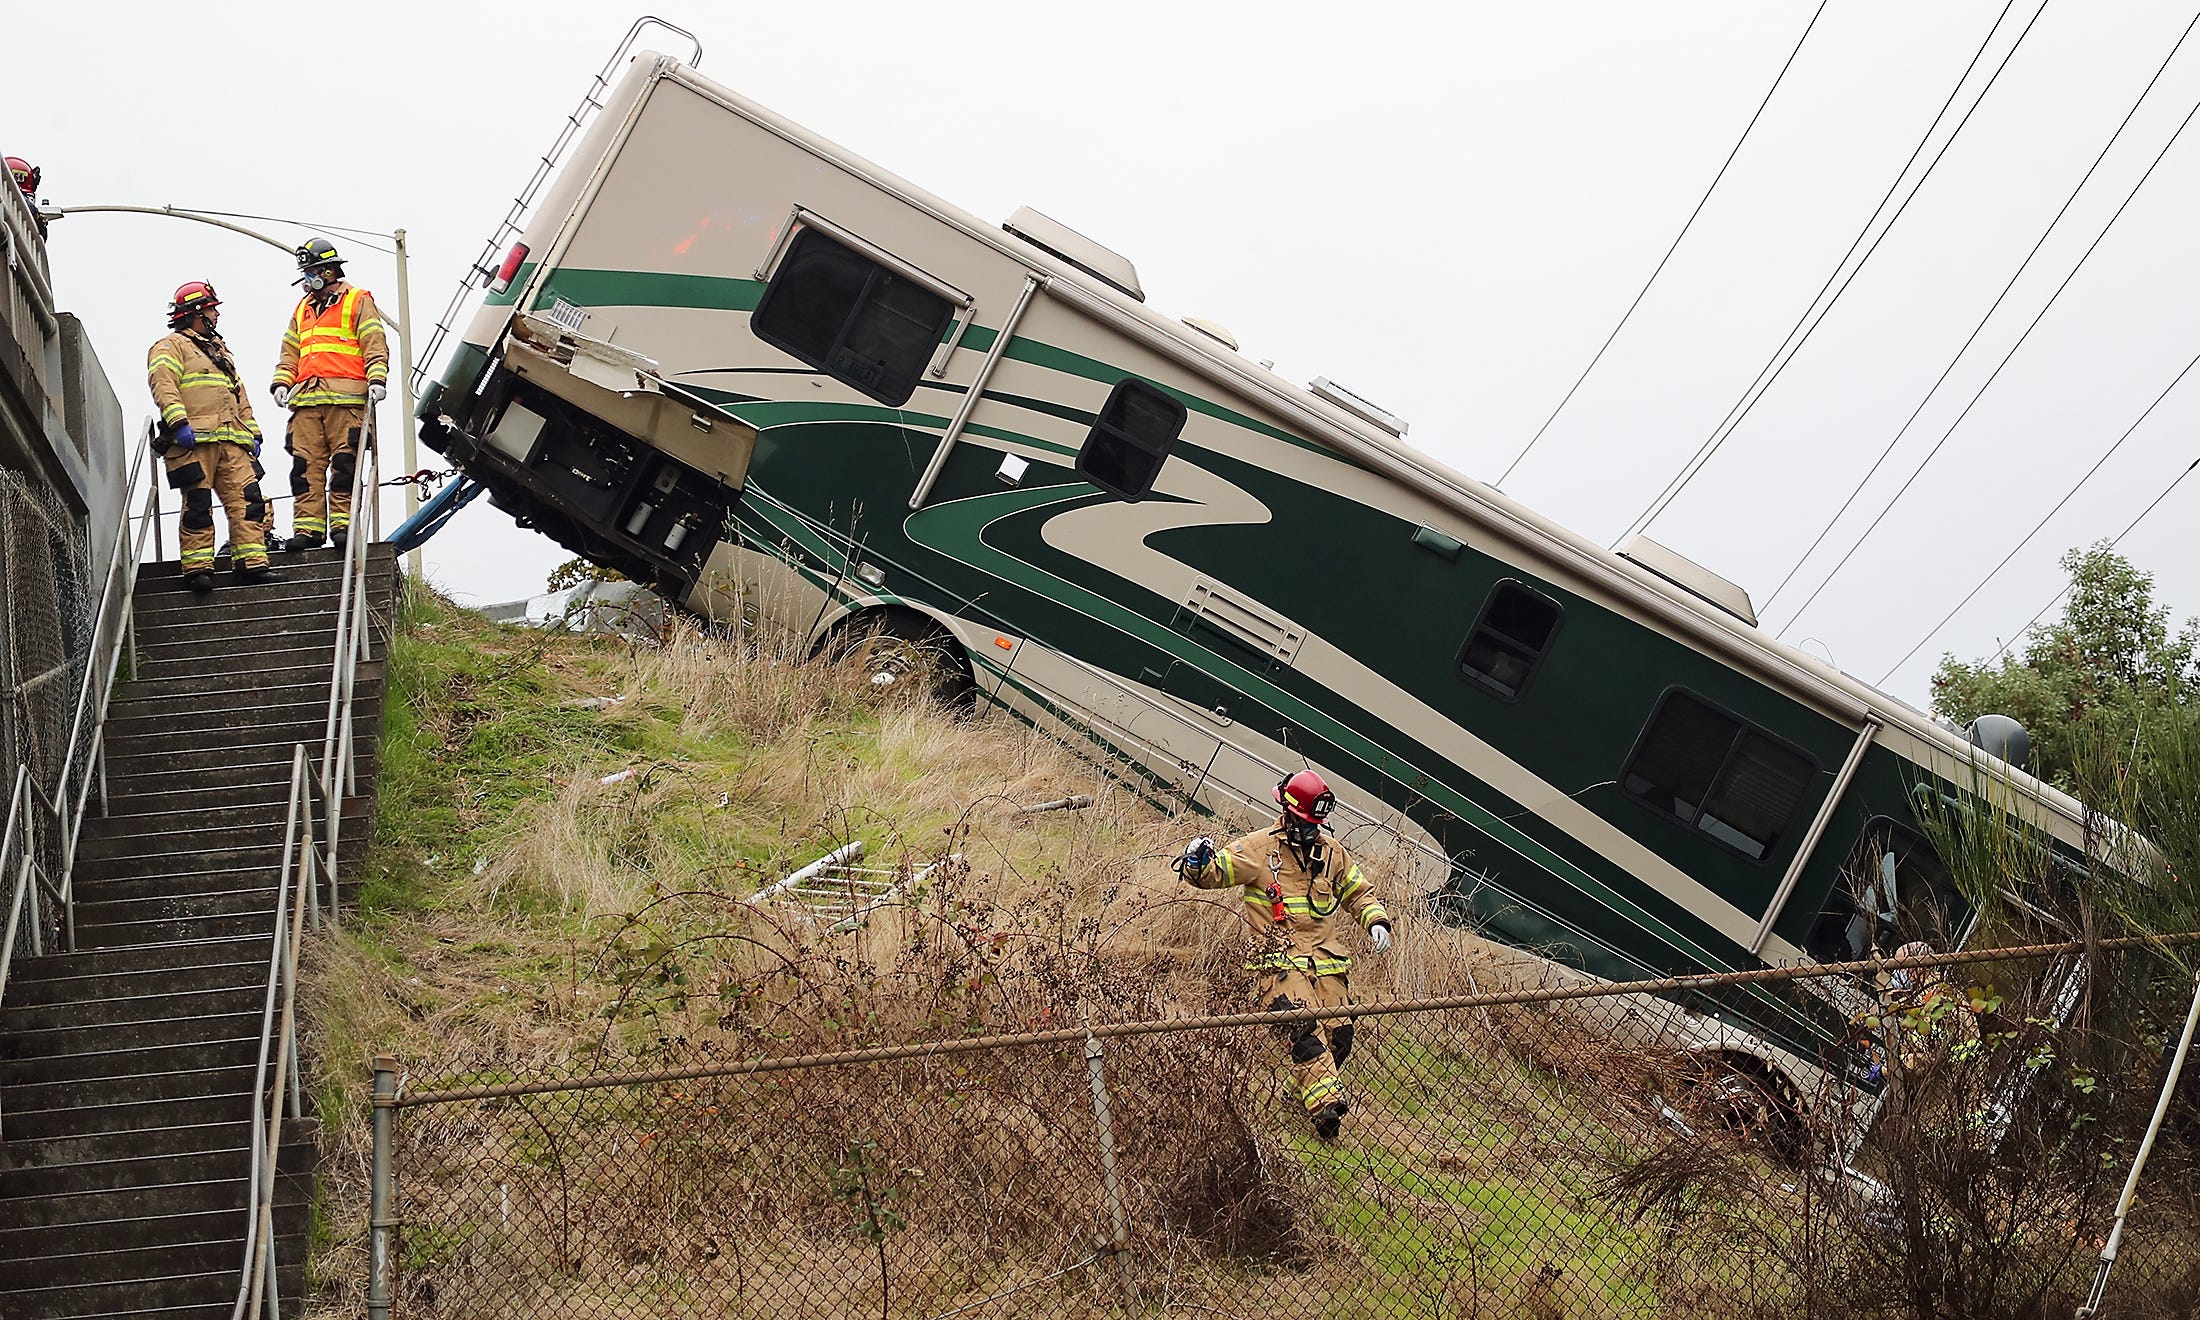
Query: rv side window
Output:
[[1622, 690, 1817, 862], [1458, 580, 1561, 700], [1077, 378, 1186, 501], [1805, 819, 1971, 963], [751, 228, 954, 407]]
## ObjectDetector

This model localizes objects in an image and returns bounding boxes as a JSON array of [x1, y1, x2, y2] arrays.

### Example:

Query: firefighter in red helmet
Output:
[[1175, 769, 1393, 1138], [147, 282, 282, 590], [6, 157, 45, 238]]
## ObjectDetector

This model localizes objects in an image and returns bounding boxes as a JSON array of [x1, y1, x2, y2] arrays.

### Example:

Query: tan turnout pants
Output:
[[287, 403, 365, 539], [1257, 966, 1354, 1118], [168, 442, 269, 574]]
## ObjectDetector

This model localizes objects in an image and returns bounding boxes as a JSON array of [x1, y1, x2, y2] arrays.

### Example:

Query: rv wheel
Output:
[[833, 613, 975, 711], [1683, 1053, 1807, 1163]]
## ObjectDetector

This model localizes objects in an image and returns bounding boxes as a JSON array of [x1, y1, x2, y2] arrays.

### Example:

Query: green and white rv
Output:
[[418, 50, 2091, 1128]]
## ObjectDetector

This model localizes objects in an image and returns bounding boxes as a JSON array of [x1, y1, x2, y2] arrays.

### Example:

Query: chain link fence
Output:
[[350, 930, 2200, 1320], [0, 466, 94, 878]]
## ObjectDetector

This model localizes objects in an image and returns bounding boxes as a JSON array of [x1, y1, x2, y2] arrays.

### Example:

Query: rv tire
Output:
[[1682, 1052, 1807, 1163], [829, 611, 975, 712]]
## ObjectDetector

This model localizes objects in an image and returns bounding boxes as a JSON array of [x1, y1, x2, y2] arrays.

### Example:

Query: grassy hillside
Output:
[[301, 589, 2200, 1319], [298, 587, 1625, 1315]]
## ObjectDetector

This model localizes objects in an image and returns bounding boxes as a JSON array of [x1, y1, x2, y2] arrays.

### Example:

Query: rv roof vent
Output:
[[1181, 317, 1239, 351], [1308, 377, 1408, 437], [1003, 207, 1143, 302], [1616, 534, 1758, 627]]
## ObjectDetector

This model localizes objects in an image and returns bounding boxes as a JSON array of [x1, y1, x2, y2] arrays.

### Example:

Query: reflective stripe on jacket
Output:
[[1182, 824, 1390, 974], [146, 330, 261, 446], [272, 282, 389, 407]]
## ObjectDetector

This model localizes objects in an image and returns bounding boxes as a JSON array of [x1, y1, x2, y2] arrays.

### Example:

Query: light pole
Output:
[[48, 203, 427, 580]]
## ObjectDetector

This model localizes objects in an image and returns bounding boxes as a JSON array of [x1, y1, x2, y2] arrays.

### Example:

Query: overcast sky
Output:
[[10, 1, 2198, 710]]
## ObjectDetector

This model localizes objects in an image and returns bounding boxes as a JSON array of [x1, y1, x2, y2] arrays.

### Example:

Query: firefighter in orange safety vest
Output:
[[146, 282, 282, 591], [1176, 770, 1393, 1139], [270, 237, 387, 551]]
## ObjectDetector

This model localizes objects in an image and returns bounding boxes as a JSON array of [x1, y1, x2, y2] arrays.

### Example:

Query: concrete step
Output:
[[104, 748, 381, 798], [0, 1270, 234, 1319], [0, 1165, 310, 1229], [134, 629, 377, 675], [77, 797, 371, 855], [72, 830, 366, 877], [103, 695, 351, 744], [0, 1012, 261, 1060], [132, 584, 393, 628], [70, 850, 366, 898], [77, 792, 365, 839], [0, 1134, 315, 1199], [0, 1200, 307, 1270], [77, 853, 364, 904], [107, 735, 382, 782], [106, 675, 381, 722], [5, 934, 271, 982], [0, 1232, 306, 1293], [130, 576, 393, 616], [0, 956, 264, 1008], [116, 656, 385, 704], [101, 716, 335, 762], [0, 1119, 256, 1172], [0, 1089, 255, 1140], [133, 603, 353, 642], [0, 1032, 259, 1083], [135, 543, 393, 591], [66, 843, 280, 881], [1, 983, 263, 1034], [78, 886, 286, 929], [76, 911, 289, 949]]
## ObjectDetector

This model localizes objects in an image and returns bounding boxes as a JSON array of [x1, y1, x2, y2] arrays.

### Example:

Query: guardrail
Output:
[[235, 424, 384, 1319], [0, 428, 160, 1021]]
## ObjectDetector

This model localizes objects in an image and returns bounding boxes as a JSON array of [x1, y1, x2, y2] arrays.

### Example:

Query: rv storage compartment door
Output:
[[498, 313, 761, 585]]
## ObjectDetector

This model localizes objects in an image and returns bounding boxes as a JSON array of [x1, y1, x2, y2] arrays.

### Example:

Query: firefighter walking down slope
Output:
[[271, 237, 387, 551], [1176, 770, 1393, 1139], [146, 282, 281, 591]]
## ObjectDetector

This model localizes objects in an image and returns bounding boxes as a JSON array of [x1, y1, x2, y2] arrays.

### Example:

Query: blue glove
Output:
[[1181, 836, 1216, 871], [172, 422, 197, 449]]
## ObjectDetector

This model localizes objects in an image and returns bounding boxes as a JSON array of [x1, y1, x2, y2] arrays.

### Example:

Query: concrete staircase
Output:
[[0, 543, 397, 1319]]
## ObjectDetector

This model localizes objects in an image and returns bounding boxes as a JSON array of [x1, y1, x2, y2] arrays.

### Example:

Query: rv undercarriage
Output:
[[423, 327, 751, 599]]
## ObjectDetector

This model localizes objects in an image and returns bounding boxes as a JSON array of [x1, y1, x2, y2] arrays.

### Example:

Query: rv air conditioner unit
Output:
[[1309, 377, 1408, 437], [1002, 207, 1144, 302]]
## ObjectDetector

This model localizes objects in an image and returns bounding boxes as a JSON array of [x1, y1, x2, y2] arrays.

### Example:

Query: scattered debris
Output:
[[599, 768, 638, 786], [1011, 794, 1093, 816]]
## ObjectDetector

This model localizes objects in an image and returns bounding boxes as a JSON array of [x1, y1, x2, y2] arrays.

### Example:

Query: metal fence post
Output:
[[370, 1054, 399, 1320], [1082, 1024, 1130, 1272]]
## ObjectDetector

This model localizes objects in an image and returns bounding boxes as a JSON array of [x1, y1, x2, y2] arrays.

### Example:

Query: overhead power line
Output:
[[1493, 2, 1830, 488], [1873, 349, 2200, 685], [1974, 454, 2200, 671], [1773, 85, 2200, 639], [1762, 10, 2200, 618], [1612, 0, 2045, 546]]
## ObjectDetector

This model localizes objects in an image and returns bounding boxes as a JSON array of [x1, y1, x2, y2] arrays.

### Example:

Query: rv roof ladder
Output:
[[413, 15, 703, 393], [748, 840, 959, 931]]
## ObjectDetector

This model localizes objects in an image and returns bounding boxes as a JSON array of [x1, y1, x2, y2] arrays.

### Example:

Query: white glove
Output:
[[367, 382, 388, 404], [1368, 923, 1392, 953], [270, 385, 291, 408], [1179, 835, 1216, 872]]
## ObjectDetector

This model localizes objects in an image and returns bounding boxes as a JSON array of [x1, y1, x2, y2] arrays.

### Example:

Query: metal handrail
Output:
[[236, 746, 316, 1320], [0, 431, 160, 1018], [237, 419, 384, 1316]]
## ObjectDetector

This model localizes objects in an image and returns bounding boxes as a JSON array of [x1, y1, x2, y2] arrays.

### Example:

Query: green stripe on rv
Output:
[[903, 482, 1737, 976], [501, 268, 1321, 453]]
